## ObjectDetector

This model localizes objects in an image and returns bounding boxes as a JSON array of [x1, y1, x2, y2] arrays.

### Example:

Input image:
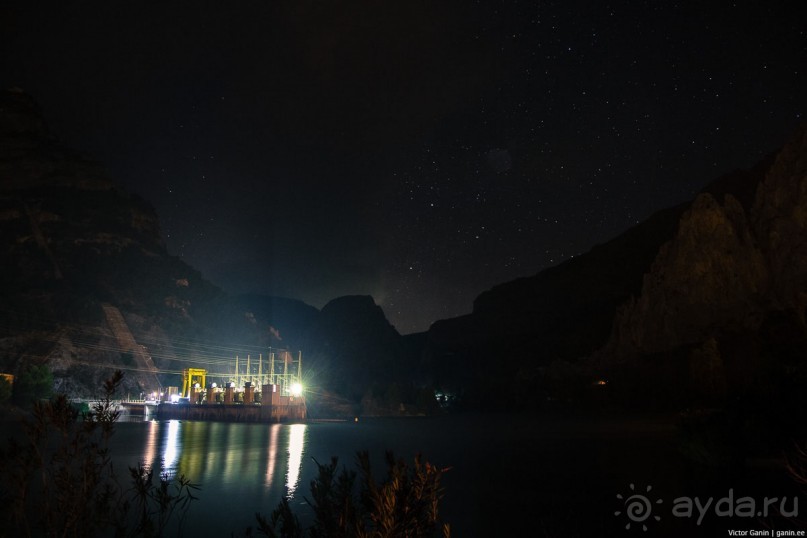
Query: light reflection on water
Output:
[[286, 424, 307, 497], [265, 424, 279, 488], [141, 420, 158, 469], [139, 420, 308, 498], [40, 414, 679, 536], [162, 419, 181, 473]]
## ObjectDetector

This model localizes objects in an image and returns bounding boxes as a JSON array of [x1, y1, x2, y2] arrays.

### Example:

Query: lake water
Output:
[[107, 414, 736, 537], [10, 413, 797, 536]]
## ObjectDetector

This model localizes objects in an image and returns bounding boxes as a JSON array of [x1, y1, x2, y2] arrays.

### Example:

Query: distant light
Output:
[[170, 394, 180, 403], [594, 380, 607, 386], [211, 383, 217, 388], [290, 383, 303, 397]]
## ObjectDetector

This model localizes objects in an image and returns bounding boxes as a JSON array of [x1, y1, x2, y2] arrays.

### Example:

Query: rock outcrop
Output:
[[752, 123, 807, 312], [0, 89, 217, 396], [606, 124, 807, 360], [608, 193, 768, 357], [0, 90, 418, 405], [423, 121, 802, 409]]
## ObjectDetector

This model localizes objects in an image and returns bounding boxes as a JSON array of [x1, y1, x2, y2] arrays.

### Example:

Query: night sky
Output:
[[2, 1, 804, 334]]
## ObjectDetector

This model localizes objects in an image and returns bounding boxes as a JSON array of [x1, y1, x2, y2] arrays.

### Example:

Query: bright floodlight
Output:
[[290, 383, 303, 397]]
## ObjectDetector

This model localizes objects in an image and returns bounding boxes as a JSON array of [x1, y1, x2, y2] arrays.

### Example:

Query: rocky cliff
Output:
[[0, 89, 221, 396], [0, 89, 418, 407], [595, 124, 807, 411], [607, 193, 768, 357], [753, 123, 807, 312], [606, 124, 807, 359], [423, 122, 793, 409]]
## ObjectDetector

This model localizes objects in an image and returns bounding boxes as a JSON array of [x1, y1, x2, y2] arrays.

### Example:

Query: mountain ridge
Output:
[[423, 125, 798, 410], [4, 87, 805, 418], [0, 90, 415, 411]]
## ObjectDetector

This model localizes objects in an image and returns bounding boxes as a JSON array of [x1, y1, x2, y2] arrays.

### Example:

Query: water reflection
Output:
[[181, 422, 207, 480], [286, 424, 307, 497], [138, 421, 308, 498], [141, 420, 158, 469], [163, 420, 181, 474], [265, 424, 280, 488]]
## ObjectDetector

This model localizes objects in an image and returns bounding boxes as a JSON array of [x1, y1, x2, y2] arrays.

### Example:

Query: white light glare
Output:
[[290, 383, 303, 397]]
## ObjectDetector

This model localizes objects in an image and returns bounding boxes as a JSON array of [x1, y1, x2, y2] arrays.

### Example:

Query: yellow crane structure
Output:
[[181, 368, 207, 398]]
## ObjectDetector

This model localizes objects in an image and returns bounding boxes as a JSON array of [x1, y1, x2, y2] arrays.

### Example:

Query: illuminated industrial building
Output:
[[155, 350, 306, 422]]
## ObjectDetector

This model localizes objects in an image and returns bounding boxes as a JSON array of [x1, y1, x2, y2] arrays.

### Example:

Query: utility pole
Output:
[[297, 351, 302, 382], [283, 351, 289, 393]]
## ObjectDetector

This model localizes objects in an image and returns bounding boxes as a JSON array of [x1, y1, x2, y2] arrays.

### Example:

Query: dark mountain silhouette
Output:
[[599, 123, 807, 417], [423, 129, 793, 411], [307, 295, 406, 400], [0, 88, 219, 396], [0, 89, 415, 410], [5, 87, 805, 422]]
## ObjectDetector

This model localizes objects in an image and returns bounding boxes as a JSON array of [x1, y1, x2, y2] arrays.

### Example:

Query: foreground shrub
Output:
[[0, 370, 199, 537], [254, 451, 451, 538], [0, 370, 449, 537]]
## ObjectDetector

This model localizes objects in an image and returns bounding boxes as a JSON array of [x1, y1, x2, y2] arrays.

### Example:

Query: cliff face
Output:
[[586, 124, 807, 412], [0, 89, 220, 396], [423, 121, 800, 409], [753, 123, 807, 311], [0, 89, 166, 287], [607, 124, 807, 360], [0, 90, 416, 405], [608, 193, 768, 357]]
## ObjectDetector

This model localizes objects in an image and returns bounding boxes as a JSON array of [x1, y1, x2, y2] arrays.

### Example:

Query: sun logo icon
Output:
[[615, 483, 663, 531]]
